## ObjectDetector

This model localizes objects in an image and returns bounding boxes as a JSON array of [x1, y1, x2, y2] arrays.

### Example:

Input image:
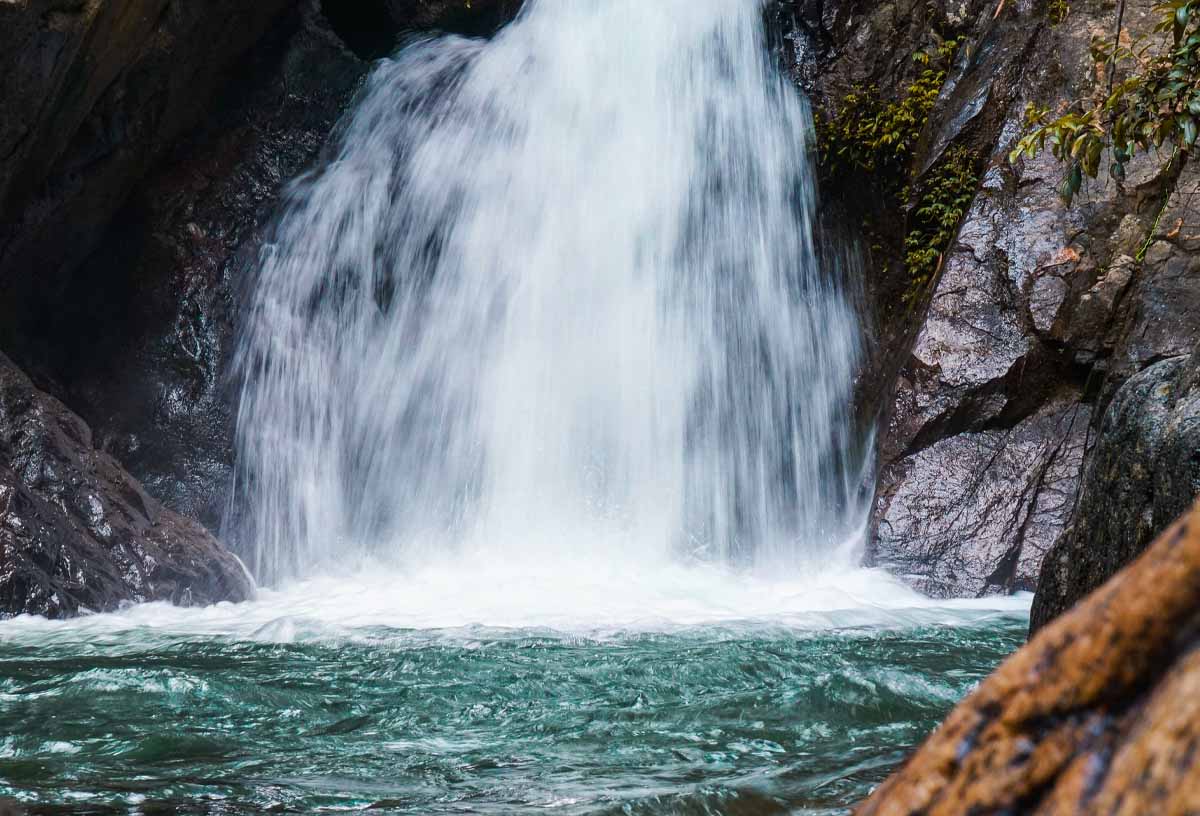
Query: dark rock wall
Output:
[[4, 3, 369, 532], [0, 352, 252, 618], [0, 0, 524, 616], [0, 0, 294, 300], [1, 0, 523, 542], [385, 0, 523, 36], [1032, 346, 1200, 632]]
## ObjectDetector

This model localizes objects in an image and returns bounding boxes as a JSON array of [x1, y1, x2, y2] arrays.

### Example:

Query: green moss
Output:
[[816, 37, 961, 179], [903, 145, 979, 302], [814, 36, 976, 305]]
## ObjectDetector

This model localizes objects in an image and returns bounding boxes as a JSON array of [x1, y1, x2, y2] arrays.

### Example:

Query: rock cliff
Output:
[[782, 0, 1200, 600]]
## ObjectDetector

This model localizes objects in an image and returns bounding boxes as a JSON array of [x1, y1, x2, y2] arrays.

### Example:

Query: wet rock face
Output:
[[871, 155, 1094, 596], [1031, 349, 1200, 632], [0, 353, 252, 619], [1, 0, 524, 538], [847, 0, 1200, 597], [874, 397, 1090, 596], [857, 500, 1200, 815]]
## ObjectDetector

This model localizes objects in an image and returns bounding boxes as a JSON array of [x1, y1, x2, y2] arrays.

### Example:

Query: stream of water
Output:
[[0, 1, 1030, 813]]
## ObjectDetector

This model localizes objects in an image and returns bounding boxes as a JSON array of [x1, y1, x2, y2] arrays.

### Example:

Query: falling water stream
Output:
[[235, 0, 867, 582], [0, 1, 1030, 813]]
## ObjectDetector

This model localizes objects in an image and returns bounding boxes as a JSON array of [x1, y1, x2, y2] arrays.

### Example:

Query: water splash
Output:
[[235, 0, 868, 584]]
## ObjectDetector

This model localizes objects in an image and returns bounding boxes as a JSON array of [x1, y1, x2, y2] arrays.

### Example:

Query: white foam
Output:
[[0, 558, 1029, 644]]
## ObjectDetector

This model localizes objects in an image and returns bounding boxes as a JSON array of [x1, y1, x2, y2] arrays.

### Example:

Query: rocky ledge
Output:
[[0, 352, 252, 618], [858, 498, 1200, 814]]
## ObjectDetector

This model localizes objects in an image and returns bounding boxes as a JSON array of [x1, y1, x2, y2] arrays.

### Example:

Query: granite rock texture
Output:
[[783, 0, 1200, 597]]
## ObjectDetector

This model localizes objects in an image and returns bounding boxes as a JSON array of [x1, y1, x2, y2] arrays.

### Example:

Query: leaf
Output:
[[1181, 113, 1199, 145], [1059, 176, 1076, 205], [1085, 138, 1104, 176]]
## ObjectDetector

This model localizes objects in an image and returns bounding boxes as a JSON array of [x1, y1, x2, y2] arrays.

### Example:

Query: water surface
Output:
[[0, 569, 1028, 814]]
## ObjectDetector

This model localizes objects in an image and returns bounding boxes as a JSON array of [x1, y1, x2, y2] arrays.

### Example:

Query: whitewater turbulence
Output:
[[234, 0, 869, 590]]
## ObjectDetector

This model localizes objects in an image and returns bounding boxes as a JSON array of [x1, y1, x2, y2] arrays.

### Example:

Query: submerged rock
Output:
[[0, 353, 252, 618], [858, 499, 1200, 815]]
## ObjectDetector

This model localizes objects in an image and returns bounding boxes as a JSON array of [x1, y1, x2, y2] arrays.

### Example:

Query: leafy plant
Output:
[[1011, 0, 1200, 204], [903, 145, 979, 300], [815, 35, 976, 304], [818, 37, 962, 176]]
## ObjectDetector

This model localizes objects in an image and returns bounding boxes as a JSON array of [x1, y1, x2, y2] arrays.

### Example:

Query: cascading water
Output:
[[0, 4, 1038, 812], [235, 0, 868, 586]]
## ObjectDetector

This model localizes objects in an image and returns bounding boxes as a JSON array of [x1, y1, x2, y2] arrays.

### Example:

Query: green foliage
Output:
[[815, 35, 976, 304], [1011, 0, 1200, 205], [818, 37, 962, 176], [903, 145, 979, 300], [1048, 0, 1070, 25]]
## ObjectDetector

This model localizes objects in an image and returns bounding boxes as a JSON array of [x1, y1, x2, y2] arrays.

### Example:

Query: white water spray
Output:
[[234, 0, 869, 586]]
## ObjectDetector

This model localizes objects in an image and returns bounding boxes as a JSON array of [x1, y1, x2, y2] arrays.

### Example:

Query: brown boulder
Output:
[[856, 498, 1200, 815]]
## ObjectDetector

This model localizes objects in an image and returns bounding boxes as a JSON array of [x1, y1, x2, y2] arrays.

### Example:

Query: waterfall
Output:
[[234, 0, 869, 585]]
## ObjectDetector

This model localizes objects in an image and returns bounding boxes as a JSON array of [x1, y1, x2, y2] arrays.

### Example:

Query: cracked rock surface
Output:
[[802, 0, 1200, 597]]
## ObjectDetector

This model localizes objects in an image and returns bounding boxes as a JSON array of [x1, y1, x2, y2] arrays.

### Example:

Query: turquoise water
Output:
[[0, 574, 1027, 815]]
